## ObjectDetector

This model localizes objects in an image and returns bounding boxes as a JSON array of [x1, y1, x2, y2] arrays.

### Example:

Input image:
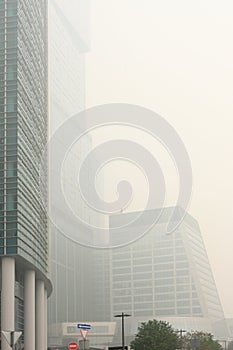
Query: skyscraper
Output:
[[0, 1, 51, 349], [108, 207, 227, 342], [47, 0, 93, 347]]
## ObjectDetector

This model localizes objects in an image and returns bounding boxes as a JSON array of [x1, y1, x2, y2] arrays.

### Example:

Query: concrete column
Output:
[[36, 280, 45, 350], [24, 270, 35, 350], [1, 257, 15, 350], [44, 288, 47, 350]]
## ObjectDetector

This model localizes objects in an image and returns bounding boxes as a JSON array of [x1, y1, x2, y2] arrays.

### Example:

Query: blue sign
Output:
[[77, 324, 91, 330]]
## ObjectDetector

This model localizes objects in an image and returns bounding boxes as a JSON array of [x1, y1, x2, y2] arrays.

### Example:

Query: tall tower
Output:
[[47, 0, 93, 347], [0, 1, 51, 349]]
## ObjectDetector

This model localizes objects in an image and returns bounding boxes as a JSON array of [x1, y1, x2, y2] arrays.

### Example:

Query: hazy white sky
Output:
[[83, 0, 233, 317]]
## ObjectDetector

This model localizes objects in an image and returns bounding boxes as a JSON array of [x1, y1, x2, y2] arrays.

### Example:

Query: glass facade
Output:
[[48, 3, 108, 346], [47, 2, 93, 344], [107, 207, 225, 333], [0, 0, 48, 274], [110, 229, 205, 318]]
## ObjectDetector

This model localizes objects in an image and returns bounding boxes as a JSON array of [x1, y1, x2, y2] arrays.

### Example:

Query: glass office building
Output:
[[0, 1, 51, 349], [49, 206, 228, 346], [47, 1, 96, 347], [108, 207, 227, 342]]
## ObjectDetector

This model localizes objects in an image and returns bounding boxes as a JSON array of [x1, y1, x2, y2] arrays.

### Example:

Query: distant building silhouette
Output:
[[107, 207, 228, 342], [47, 1, 100, 347]]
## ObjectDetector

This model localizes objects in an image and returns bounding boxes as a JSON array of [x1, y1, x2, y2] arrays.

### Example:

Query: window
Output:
[[7, 2, 17, 16], [6, 65, 17, 80], [177, 308, 190, 315], [155, 301, 175, 308], [177, 300, 190, 307], [6, 162, 17, 177], [133, 265, 152, 273], [134, 302, 153, 310], [6, 194, 17, 210]]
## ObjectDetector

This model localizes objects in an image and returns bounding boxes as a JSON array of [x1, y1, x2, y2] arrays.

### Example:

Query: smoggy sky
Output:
[[83, 0, 233, 317], [60, 0, 233, 317]]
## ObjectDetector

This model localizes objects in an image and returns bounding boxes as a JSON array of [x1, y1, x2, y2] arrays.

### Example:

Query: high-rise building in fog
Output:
[[47, 1, 95, 347], [0, 0, 51, 349], [108, 207, 227, 341]]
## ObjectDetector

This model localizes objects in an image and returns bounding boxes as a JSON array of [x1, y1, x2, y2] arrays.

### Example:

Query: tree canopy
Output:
[[182, 331, 222, 350], [130, 319, 180, 350]]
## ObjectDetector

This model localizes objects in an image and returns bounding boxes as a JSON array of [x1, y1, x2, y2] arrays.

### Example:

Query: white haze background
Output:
[[62, 0, 233, 317]]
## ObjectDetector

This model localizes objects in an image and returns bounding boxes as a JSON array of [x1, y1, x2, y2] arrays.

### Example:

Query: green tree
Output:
[[130, 319, 180, 350], [183, 331, 222, 350]]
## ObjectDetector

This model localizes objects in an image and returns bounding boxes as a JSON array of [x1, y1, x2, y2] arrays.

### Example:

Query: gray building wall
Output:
[[109, 207, 224, 321], [107, 207, 227, 341], [48, 2, 94, 346]]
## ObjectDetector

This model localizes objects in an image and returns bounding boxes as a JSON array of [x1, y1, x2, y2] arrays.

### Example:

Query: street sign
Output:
[[77, 324, 91, 330], [68, 341, 78, 350], [80, 329, 88, 340]]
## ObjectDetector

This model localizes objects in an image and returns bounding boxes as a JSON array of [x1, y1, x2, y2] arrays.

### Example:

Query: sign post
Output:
[[77, 324, 91, 350]]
